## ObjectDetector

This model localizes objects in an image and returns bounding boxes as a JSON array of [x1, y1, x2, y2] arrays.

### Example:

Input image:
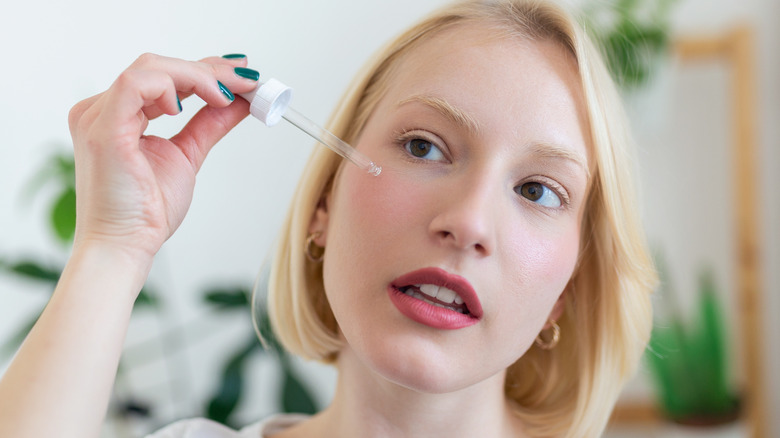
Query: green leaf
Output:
[[278, 351, 318, 415], [207, 362, 243, 425], [1, 259, 62, 283], [645, 264, 739, 422], [647, 319, 690, 418], [255, 305, 281, 352], [135, 286, 160, 308], [693, 271, 733, 416], [50, 187, 76, 243], [20, 151, 75, 204], [584, 0, 674, 90], [203, 287, 250, 309], [205, 337, 260, 426], [54, 154, 76, 185]]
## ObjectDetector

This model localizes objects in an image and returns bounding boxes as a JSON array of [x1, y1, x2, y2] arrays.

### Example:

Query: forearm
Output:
[[0, 244, 152, 438]]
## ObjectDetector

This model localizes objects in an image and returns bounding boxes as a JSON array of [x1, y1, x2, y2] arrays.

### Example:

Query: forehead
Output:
[[396, 21, 581, 90], [381, 22, 591, 163]]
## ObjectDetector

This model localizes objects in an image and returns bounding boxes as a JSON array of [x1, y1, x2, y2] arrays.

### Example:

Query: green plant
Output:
[[1, 149, 319, 430], [201, 285, 319, 428], [582, 0, 677, 90], [646, 259, 740, 425]]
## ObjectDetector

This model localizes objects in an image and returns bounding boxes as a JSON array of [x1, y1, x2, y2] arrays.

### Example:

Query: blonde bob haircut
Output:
[[263, 0, 656, 436]]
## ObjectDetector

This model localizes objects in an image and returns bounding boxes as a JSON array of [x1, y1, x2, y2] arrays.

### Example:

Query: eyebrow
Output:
[[397, 94, 590, 180], [396, 94, 482, 136], [526, 141, 591, 181]]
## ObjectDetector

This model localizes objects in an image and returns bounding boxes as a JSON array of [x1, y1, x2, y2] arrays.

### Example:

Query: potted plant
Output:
[[646, 257, 741, 433], [582, 0, 677, 91]]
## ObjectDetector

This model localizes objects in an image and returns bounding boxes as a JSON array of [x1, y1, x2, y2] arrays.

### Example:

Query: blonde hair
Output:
[[263, 1, 656, 436]]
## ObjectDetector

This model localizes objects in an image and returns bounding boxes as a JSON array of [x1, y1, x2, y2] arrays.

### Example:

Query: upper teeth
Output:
[[417, 284, 464, 305]]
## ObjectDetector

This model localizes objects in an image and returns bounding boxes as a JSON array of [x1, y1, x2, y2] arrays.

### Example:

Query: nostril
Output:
[[429, 207, 494, 256], [436, 230, 488, 255]]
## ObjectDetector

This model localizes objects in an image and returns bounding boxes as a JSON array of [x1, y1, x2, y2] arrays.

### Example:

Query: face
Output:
[[311, 24, 591, 394]]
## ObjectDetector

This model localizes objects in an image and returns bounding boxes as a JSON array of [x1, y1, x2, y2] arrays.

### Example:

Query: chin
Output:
[[384, 367, 473, 395], [362, 339, 503, 395]]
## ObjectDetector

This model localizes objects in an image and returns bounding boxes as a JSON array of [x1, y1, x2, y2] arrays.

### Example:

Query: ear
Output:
[[308, 193, 330, 247]]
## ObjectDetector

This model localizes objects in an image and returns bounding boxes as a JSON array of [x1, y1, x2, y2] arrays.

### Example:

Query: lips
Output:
[[388, 267, 483, 330]]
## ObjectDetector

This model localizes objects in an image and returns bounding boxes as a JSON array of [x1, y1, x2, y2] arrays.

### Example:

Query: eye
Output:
[[515, 182, 562, 208], [404, 138, 445, 161]]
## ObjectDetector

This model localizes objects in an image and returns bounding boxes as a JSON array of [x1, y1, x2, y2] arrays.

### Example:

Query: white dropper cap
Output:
[[239, 78, 293, 126]]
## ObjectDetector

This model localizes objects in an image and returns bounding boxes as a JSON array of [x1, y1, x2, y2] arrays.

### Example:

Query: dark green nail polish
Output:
[[176, 95, 182, 113], [218, 81, 234, 101], [222, 53, 246, 59], [234, 67, 260, 81]]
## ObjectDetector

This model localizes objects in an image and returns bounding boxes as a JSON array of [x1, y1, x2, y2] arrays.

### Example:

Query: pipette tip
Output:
[[367, 162, 382, 176]]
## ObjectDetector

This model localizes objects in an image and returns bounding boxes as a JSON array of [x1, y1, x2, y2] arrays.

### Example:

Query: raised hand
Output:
[[67, 53, 259, 261]]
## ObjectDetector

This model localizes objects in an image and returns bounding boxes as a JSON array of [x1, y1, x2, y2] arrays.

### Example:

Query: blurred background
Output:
[[0, 0, 776, 436]]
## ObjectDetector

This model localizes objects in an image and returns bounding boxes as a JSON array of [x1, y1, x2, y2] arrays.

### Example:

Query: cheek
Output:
[[322, 163, 435, 304], [499, 217, 580, 318], [331, 165, 431, 244], [321, 163, 441, 347], [515, 226, 579, 283]]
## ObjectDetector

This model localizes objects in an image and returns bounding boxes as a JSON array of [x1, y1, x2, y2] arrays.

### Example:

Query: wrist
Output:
[[67, 240, 155, 301], [72, 231, 157, 264]]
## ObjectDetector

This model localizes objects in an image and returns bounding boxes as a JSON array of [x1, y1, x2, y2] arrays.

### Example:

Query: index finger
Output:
[[102, 54, 258, 132]]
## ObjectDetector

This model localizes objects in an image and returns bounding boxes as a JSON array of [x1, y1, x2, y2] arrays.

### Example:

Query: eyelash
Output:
[[520, 176, 571, 208], [393, 129, 448, 163], [392, 129, 571, 209]]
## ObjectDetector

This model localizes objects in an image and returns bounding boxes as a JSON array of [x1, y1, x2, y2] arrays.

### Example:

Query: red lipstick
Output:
[[388, 267, 483, 330]]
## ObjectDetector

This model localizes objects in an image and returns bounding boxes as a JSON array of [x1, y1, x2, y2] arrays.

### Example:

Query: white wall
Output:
[[0, 0, 776, 435]]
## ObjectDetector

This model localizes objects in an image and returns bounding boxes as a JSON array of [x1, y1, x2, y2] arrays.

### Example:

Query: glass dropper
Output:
[[239, 78, 381, 176]]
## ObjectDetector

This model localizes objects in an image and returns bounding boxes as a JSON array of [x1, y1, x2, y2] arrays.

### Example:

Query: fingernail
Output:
[[222, 53, 246, 59], [176, 95, 182, 113], [234, 67, 260, 81], [217, 81, 234, 101]]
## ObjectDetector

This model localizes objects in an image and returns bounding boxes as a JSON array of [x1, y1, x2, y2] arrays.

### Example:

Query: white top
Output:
[[144, 414, 308, 438], [238, 78, 293, 127]]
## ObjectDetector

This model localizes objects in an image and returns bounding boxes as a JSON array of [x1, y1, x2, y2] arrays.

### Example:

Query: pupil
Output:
[[522, 183, 543, 201], [410, 139, 431, 157]]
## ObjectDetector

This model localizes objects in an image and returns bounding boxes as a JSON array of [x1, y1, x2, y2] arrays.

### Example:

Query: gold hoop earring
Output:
[[305, 232, 324, 263], [535, 320, 560, 350]]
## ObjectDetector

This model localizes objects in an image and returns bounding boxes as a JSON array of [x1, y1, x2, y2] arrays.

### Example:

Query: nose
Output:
[[428, 174, 497, 257]]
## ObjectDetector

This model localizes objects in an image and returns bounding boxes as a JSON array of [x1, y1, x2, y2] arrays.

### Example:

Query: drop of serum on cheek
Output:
[[239, 78, 381, 176]]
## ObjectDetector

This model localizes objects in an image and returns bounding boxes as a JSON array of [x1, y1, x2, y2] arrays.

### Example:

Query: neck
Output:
[[300, 346, 527, 438]]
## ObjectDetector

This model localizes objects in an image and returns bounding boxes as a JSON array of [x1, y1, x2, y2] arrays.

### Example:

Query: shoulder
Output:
[[144, 414, 310, 438]]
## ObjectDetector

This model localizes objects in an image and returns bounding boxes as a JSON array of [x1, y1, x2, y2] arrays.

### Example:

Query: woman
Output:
[[0, 1, 655, 437]]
